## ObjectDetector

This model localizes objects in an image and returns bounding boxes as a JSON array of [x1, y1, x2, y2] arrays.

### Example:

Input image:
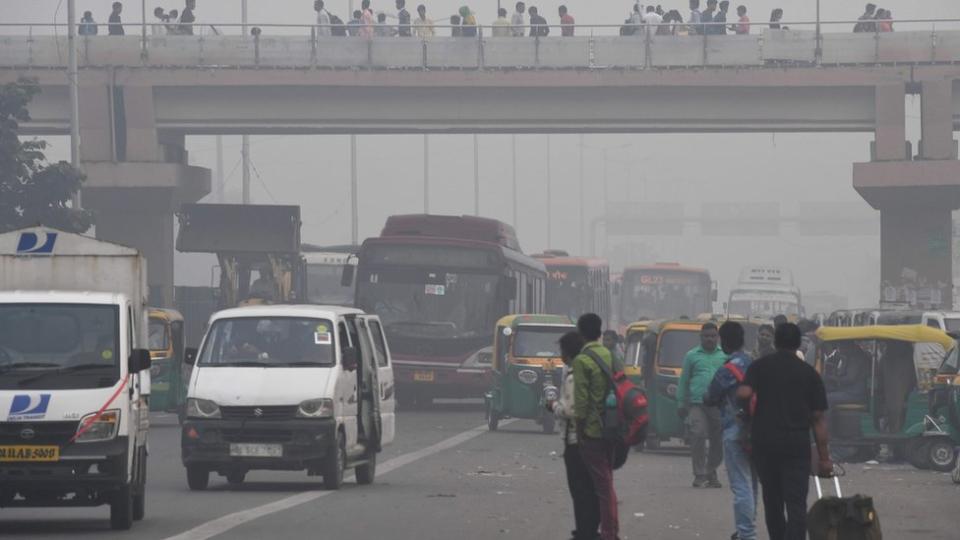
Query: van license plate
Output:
[[413, 370, 435, 382], [0, 445, 60, 462], [229, 444, 282, 458]]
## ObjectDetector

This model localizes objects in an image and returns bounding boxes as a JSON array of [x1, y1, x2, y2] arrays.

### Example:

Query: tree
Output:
[[0, 79, 93, 234]]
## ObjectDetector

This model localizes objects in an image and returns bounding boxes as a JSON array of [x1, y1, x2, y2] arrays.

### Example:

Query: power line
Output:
[[248, 158, 278, 203]]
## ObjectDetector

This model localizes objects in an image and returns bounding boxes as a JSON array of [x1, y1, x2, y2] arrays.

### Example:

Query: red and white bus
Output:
[[355, 215, 546, 406], [617, 263, 716, 325]]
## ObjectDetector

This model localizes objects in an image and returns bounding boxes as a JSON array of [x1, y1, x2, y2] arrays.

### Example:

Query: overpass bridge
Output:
[[2, 24, 960, 308]]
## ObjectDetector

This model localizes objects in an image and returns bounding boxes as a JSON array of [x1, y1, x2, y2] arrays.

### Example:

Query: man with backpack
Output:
[[705, 321, 758, 540], [572, 313, 620, 540]]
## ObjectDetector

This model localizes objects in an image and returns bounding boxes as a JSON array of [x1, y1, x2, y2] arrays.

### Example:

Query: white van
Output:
[[180, 305, 395, 490]]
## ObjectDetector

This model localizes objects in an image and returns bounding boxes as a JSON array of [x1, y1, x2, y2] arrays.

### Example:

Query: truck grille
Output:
[[220, 406, 298, 420], [221, 428, 294, 443], [0, 421, 78, 446]]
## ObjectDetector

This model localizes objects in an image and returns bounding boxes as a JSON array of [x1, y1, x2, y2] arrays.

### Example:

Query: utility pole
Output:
[[215, 136, 225, 202], [351, 135, 359, 244], [578, 134, 585, 255], [423, 134, 430, 213], [473, 134, 480, 216], [241, 0, 251, 204], [512, 135, 518, 228], [546, 135, 552, 248], [67, 0, 81, 208]]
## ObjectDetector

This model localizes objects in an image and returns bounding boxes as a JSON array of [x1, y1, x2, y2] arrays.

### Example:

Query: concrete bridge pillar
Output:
[[78, 85, 210, 307], [854, 81, 960, 309]]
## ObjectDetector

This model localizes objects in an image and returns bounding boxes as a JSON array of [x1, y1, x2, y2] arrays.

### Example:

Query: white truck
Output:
[[0, 227, 152, 530]]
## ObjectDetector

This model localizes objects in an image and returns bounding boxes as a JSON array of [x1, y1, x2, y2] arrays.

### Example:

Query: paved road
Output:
[[2, 406, 958, 539]]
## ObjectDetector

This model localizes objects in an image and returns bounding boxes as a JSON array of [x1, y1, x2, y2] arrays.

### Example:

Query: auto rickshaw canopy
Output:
[[816, 325, 954, 350]]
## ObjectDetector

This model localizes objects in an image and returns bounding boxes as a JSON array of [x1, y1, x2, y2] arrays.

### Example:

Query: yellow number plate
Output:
[[413, 370, 435, 382], [0, 445, 60, 462]]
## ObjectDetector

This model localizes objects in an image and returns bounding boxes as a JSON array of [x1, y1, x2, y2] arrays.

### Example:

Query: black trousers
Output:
[[753, 451, 810, 540], [564, 443, 600, 540]]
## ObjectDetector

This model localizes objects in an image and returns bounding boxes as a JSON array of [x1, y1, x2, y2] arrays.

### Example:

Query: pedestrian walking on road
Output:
[[511, 2, 527, 37], [559, 5, 575, 37], [108, 2, 124, 36], [677, 322, 726, 488], [737, 323, 834, 540], [79, 11, 99, 36], [548, 331, 600, 540], [705, 322, 758, 540], [753, 324, 775, 359], [573, 313, 620, 540]]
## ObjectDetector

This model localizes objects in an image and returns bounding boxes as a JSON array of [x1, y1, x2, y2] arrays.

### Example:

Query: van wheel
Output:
[[227, 471, 246, 485], [487, 409, 500, 431], [355, 451, 377, 485], [323, 433, 346, 490], [109, 484, 134, 531], [133, 449, 146, 521], [186, 465, 210, 491], [928, 438, 957, 472]]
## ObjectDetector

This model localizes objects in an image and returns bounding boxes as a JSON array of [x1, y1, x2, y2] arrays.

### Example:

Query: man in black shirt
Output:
[[396, 0, 412, 37], [737, 323, 832, 540], [108, 2, 124, 36], [179, 0, 196, 36]]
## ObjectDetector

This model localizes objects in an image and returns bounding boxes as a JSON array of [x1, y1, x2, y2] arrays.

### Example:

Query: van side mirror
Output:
[[342, 346, 358, 371], [341, 265, 356, 288], [184, 348, 199, 366], [129, 349, 152, 373]]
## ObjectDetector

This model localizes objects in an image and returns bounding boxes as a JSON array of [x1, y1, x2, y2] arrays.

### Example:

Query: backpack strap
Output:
[[583, 348, 615, 387], [725, 361, 745, 383]]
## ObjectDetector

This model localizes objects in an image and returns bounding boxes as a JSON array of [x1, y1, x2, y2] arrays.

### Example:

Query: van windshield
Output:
[[0, 304, 120, 390], [198, 317, 336, 367]]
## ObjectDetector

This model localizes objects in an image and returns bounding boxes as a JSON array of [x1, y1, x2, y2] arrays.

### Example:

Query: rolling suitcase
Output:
[[808, 476, 882, 540]]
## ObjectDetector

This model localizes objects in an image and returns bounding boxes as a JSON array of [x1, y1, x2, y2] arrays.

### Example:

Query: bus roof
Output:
[[623, 263, 709, 275], [534, 255, 609, 269], [380, 214, 521, 252]]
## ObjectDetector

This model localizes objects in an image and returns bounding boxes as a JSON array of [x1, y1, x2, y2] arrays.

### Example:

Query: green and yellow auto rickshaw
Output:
[[816, 325, 958, 470], [485, 314, 574, 434], [623, 321, 654, 387], [928, 340, 960, 475], [148, 308, 188, 415], [644, 320, 705, 448]]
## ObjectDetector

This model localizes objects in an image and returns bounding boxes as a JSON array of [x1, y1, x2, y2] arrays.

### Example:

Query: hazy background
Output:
[[6, 0, 960, 310]]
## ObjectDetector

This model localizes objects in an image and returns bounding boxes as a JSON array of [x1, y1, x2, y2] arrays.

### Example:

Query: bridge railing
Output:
[[2, 19, 960, 69]]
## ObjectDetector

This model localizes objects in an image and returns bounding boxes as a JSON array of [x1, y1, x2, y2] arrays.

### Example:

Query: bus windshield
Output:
[[657, 330, 702, 368], [0, 304, 120, 390], [357, 270, 500, 339], [620, 270, 711, 321], [545, 267, 589, 320], [512, 326, 570, 358], [306, 263, 355, 305]]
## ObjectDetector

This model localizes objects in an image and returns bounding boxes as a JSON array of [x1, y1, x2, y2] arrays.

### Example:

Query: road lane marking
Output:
[[163, 420, 513, 540]]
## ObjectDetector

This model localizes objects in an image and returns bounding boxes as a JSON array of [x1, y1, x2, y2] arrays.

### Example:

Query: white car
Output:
[[181, 305, 395, 490]]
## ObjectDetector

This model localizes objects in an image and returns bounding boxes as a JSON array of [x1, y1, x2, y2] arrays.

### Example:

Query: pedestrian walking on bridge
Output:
[[677, 322, 726, 488]]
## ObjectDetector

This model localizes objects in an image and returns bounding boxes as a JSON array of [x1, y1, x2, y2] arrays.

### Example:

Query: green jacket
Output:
[[572, 342, 616, 440], [676, 345, 727, 406]]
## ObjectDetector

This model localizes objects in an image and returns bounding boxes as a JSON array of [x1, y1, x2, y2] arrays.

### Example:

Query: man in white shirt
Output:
[[315, 0, 332, 37], [511, 2, 526, 37], [642, 5, 663, 26]]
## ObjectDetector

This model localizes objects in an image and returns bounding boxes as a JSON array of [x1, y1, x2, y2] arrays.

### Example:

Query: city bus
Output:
[[727, 266, 803, 320], [355, 215, 547, 407], [534, 251, 611, 322], [618, 263, 716, 325]]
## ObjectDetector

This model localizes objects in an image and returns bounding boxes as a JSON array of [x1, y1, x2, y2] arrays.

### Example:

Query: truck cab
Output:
[[181, 305, 395, 490], [0, 228, 152, 530]]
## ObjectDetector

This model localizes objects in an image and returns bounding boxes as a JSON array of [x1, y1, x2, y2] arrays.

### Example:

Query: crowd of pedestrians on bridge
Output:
[[76, 2, 900, 39]]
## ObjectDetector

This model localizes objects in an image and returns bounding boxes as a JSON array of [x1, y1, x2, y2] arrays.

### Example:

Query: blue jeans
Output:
[[723, 426, 758, 540]]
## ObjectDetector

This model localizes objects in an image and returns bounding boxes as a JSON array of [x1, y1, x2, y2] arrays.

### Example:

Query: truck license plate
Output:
[[0, 445, 60, 462], [229, 443, 282, 458], [413, 370, 435, 382]]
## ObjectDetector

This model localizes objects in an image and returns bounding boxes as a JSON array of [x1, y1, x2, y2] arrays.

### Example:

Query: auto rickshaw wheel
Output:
[[906, 438, 932, 470], [927, 437, 958, 472], [487, 409, 499, 431], [541, 414, 555, 435]]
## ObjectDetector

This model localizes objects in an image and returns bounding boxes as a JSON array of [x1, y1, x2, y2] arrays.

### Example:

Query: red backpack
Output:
[[583, 349, 650, 447]]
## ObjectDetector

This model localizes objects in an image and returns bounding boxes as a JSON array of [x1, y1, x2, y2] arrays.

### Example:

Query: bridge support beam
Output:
[[78, 85, 210, 307]]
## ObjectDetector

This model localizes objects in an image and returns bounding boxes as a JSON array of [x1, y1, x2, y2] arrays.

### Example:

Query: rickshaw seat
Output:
[[834, 403, 868, 412]]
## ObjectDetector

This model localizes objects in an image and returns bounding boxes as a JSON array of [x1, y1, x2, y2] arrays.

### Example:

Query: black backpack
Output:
[[808, 477, 882, 540], [329, 14, 347, 36]]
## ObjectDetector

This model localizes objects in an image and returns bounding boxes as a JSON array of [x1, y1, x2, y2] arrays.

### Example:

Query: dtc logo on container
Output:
[[16, 232, 58, 255], [8, 394, 52, 421]]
